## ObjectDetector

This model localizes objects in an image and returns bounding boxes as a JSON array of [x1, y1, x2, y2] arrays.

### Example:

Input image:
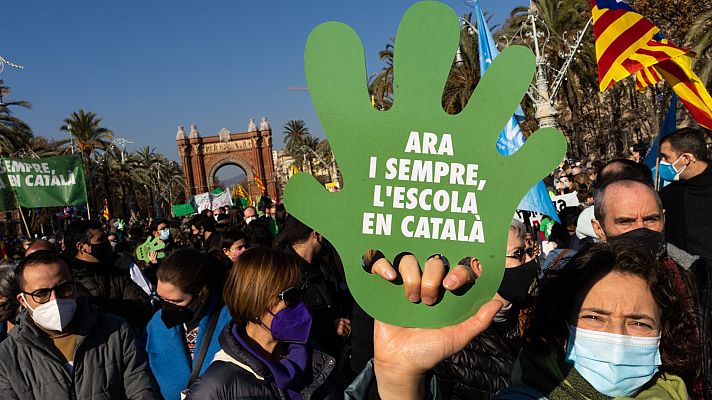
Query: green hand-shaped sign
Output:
[[135, 236, 166, 263], [284, 1, 567, 328]]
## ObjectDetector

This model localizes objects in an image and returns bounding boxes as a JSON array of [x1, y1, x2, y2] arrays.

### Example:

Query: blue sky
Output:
[[3, 0, 527, 163]]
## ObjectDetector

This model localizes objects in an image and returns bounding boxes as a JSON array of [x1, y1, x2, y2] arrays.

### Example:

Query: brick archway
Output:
[[176, 124, 277, 200]]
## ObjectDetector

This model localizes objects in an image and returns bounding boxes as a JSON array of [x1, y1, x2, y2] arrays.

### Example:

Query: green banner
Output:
[[172, 203, 196, 217], [0, 155, 88, 211]]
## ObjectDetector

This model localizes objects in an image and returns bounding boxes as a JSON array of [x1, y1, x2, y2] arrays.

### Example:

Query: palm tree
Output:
[[0, 80, 32, 156], [368, 40, 395, 110], [60, 109, 114, 163], [60, 109, 114, 215], [283, 120, 311, 156], [687, 9, 712, 88], [442, 13, 481, 114]]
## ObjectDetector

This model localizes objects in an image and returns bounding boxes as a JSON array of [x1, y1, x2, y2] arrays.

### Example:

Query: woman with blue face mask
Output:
[[183, 248, 343, 400], [490, 240, 698, 399], [369, 241, 698, 400]]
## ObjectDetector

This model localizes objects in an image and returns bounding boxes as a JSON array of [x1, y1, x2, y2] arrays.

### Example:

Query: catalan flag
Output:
[[591, 0, 660, 91], [655, 55, 712, 129], [251, 165, 266, 194], [634, 35, 690, 91]]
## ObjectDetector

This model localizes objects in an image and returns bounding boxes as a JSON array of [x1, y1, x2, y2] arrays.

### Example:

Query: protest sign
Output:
[[193, 190, 232, 213], [283, 1, 567, 327], [0, 155, 87, 210], [552, 192, 580, 212]]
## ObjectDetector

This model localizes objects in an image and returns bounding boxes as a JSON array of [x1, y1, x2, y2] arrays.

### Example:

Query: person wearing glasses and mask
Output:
[[0, 250, 161, 399], [144, 249, 231, 400], [184, 247, 343, 399]]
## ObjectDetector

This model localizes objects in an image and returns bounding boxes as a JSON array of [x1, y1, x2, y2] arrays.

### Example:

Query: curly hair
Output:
[[523, 241, 700, 380]]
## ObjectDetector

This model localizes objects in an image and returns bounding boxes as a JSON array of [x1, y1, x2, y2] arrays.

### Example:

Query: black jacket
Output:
[[69, 258, 153, 328], [433, 323, 518, 400], [660, 164, 712, 262], [0, 299, 161, 399], [184, 324, 342, 400]]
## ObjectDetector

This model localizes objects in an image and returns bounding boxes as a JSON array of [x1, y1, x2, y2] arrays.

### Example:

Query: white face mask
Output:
[[244, 216, 256, 224], [22, 295, 77, 332]]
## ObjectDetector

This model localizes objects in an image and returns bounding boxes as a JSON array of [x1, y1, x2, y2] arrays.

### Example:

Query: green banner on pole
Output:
[[172, 203, 196, 217], [0, 155, 88, 210]]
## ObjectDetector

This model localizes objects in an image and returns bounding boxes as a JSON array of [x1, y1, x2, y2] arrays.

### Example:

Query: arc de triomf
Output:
[[175, 117, 277, 199]]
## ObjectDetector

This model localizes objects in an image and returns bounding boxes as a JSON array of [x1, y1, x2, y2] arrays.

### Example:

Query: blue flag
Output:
[[473, 1, 560, 222], [644, 93, 677, 168]]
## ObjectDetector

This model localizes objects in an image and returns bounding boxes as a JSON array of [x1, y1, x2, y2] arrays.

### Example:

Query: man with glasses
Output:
[[0, 250, 161, 399]]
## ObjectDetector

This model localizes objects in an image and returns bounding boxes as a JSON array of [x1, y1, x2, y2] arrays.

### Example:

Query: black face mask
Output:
[[608, 228, 666, 259], [498, 260, 538, 304], [90, 240, 113, 263], [160, 299, 197, 329]]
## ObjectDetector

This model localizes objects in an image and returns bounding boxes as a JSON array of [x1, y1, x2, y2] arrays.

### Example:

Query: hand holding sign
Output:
[[284, 1, 566, 327]]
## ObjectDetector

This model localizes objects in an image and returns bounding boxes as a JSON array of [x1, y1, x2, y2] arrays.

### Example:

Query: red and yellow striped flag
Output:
[[251, 165, 266, 194], [591, 0, 660, 91], [635, 34, 690, 91], [655, 55, 712, 129]]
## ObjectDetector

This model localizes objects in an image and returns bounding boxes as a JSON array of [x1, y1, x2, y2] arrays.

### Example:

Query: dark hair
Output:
[[223, 247, 301, 326], [595, 158, 653, 190], [245, 220, 273, 248], [157, 249, 219, 295], [15, 250, 70, 290], [189, 214, 216, 233], [63, 220, 103, 257], [257, 196, 274, 213], [524, 242, 699, 379], [150, 218, 170, 233], [221, 229, 247, 250], [278, 214, 313, 245], [0, 263, 20, 312], [662, 127, 709, 162], [275, 203, 288, 233]]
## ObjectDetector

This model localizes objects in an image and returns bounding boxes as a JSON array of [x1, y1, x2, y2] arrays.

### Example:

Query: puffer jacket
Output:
[[0, 299, 161, 399], [184, 324, 343, 400], [70, 258, 153, 328], [432, 325, 518, 400]]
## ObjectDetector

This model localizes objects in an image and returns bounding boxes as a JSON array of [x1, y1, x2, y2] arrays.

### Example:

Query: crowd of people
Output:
[[0, 127, 708, 399]]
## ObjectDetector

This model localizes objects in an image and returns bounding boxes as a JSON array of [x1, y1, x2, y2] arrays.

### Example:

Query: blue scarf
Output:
[[231, 324, 309, 400]]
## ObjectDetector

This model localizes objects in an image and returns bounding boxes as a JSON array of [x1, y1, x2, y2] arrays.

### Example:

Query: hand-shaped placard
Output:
[[284, 1, 566, 327], [135, 236, 166, 263]]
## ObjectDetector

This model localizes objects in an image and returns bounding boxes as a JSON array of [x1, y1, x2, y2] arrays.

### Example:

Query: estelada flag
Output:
[[591, 0, 686, 91]]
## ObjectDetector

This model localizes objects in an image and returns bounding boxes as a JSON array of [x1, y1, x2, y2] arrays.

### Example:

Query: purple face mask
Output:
[[268, 301, 313, 344]]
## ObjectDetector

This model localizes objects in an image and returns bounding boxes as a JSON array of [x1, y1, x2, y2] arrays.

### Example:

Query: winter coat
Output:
[[184, 324, 343, 400], [69, 257, 153, 328], [660, 164, 712, 262], [433, 325, 518, 399], [0, 299, 161, 399], [144, 295, 231, 400]]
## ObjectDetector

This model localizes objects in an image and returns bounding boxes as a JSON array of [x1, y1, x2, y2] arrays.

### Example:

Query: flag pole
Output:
[[18, 207, 31, 238], [86, 201, 91, 220]]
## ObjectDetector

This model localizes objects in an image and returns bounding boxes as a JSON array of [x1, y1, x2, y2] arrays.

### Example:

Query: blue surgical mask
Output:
[[658, 155, 686, 181], [159, 228, 170, 241], [565, 325, 661, 397]]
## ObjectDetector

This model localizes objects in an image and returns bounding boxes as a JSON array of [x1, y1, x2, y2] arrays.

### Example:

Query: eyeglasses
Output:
[[278, 287, 303, 308], [505, 247, 534, 262], [22, 281, 74, 304]]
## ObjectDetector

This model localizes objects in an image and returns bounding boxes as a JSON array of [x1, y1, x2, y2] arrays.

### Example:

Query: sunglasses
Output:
[[278, 287, 303, 308], [22, 281, 74, 304], [505, 247, 534, 261]]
